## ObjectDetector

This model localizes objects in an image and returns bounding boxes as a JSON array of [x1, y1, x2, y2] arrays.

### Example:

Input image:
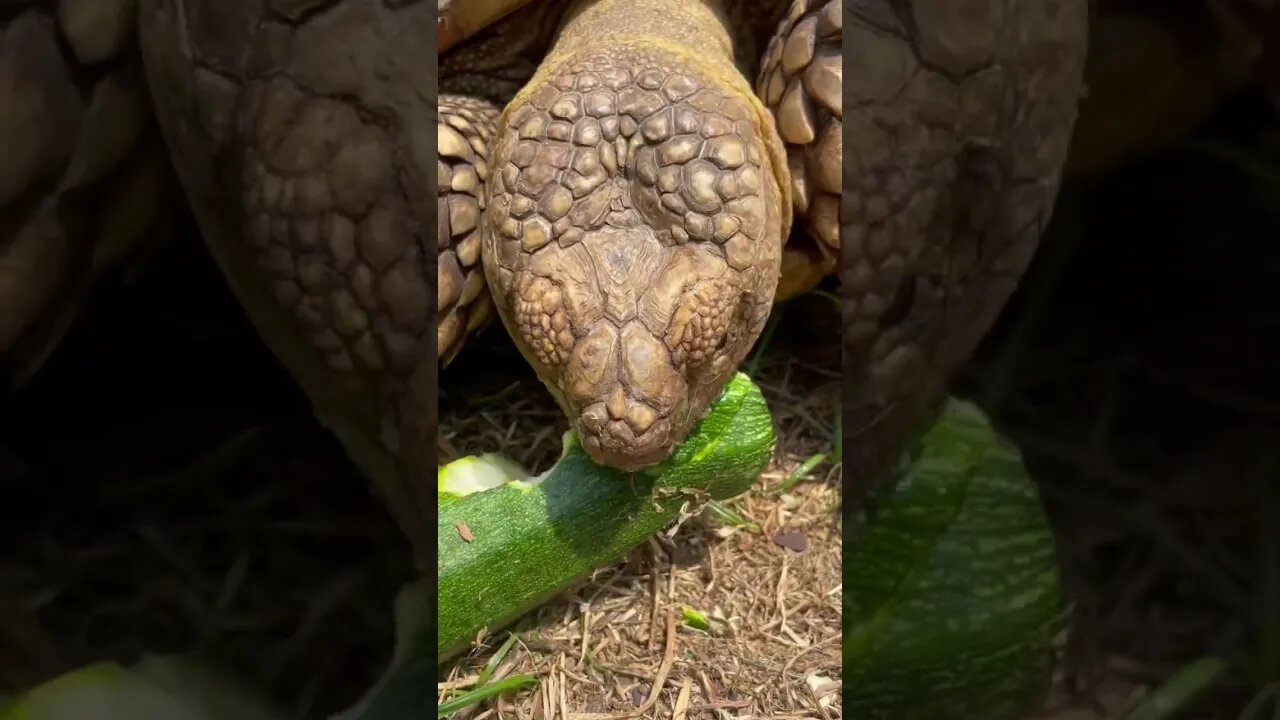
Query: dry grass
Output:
[[437, 475, 842, 720], [0, 252, 841, 720], [0, 233, 414, 718], [972, 111, 1280, 719], [439, 294, 843, 719]]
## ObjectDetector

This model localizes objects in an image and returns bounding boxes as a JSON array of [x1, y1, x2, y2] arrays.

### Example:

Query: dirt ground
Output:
[[974, 94, 1280, 719], [438, 293, 843, 719], [0, 224, 413, 717], [0, 235, 842, 719]]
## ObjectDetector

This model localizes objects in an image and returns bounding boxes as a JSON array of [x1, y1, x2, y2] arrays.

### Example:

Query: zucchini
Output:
[[437, 371, 774, 662], [844, 398, 1065, 720], [0, 656, 280, 720]]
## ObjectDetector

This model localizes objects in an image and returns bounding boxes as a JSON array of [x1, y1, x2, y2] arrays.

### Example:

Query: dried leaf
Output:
[[772, 531, 807, 553]]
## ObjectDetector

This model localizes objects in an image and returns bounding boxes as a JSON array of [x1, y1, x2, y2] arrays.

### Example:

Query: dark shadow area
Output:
[[0, 216, 413, 719], [958, 89, 1280, 717]]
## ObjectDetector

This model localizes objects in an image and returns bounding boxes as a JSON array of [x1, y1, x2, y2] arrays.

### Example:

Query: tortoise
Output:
[[1, 0, 1275, 550], [435, 0, 846, 473]]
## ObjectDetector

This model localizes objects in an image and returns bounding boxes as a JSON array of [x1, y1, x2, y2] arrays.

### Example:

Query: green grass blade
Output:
[[704, 499, 760, 531], [476, 633, 520, 688], [777, 452, 827, 492], [1126, 656, 1230, 720], [437, 675, 540, 719]]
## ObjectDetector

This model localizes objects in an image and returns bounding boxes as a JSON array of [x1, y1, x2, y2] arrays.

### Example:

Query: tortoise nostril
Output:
[[597, 386, 659, 435], [580, 393, 660, 441], [580, 404, 607, 433]]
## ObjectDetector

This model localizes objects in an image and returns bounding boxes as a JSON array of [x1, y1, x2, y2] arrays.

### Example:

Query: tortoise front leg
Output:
[[139, 0, 442, 563], [757, 0, 842, 301], [437, 96, 500, 367], [839, 1, 1089, 495]]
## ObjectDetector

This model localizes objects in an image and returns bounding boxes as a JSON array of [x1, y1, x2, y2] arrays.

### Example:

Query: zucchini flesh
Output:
[[437, 372, 774, 662]]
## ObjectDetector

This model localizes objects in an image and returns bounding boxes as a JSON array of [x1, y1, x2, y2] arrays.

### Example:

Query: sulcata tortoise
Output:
[[436, 0, 843, 470], [438, 0, 1280, 481], [1, 1, 1273, 545]]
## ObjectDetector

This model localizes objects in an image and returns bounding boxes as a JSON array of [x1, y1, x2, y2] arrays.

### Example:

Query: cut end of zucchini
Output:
[[438, 453, 531, 498], [0, 656, 280, 720]]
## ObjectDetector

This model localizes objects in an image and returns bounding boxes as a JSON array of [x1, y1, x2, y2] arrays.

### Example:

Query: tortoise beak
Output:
[[572, 376, 677, 470]]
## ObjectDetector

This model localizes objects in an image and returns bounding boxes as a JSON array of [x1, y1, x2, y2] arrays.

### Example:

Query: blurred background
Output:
[[1, 0, 1278, 718]]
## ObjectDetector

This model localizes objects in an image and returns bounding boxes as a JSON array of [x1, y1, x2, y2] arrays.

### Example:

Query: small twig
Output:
[[600, 611, 678, 720], [688, 700, 752, 711], [647, 541, 662, 653], [779, 634, 840, 681]]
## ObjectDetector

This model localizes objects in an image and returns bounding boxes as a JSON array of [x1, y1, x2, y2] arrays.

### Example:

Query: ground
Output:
[[0, 224, 412, 717], [976, 93, 1280, 719], [0, 89, 1276, 720], [439, 292, 842, 718]]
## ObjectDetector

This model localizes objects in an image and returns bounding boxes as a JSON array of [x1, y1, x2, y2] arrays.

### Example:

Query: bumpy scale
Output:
[[4, 0, 1267, 556], [1, 0, 171, 385], [138, 0, 440, 554], [758, 0, 842, 299], [840, 1, 1089, 495], [440, 0, 845, 470]]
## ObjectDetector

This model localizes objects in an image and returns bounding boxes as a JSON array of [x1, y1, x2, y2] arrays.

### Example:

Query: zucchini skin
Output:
[[437, 373, 775, 662], [844, 400, 1064, 720]]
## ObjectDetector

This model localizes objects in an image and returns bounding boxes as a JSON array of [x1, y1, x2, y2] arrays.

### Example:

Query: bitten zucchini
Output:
[[437, 372, 774, 662]]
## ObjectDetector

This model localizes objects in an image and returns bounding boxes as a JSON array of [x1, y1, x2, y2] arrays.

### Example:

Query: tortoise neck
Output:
[[550, 0, 739, 68]]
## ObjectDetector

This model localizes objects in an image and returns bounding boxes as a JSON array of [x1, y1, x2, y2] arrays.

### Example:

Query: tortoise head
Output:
[[481, 55, 789, 470]]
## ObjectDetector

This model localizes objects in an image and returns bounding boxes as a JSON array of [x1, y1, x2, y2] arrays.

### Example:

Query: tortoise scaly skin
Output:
[[0, 0, 172, 385], [439, 0, 842, 469], [839, 2, 1089, 492], [6, 0, 1274, 534], [136, 0, 441, 548]]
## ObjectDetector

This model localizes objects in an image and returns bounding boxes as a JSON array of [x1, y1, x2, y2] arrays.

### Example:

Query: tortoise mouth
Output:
[[575, 405, 677, 471]]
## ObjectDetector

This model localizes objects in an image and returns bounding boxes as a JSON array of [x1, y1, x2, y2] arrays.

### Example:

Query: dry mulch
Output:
[[439, 294, 843, 719]]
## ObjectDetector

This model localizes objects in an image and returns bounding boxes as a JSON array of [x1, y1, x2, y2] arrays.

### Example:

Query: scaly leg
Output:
[[839, 1, 1089, 497], [756, 0, 842, 301], [435, 0, 569, 368], [437, 96, 499, 367]]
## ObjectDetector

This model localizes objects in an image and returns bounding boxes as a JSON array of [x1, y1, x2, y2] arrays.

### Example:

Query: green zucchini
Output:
[[844, 398, 1065, 720], [0, 656, 280, 720], [437, 372, 774, 662]]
